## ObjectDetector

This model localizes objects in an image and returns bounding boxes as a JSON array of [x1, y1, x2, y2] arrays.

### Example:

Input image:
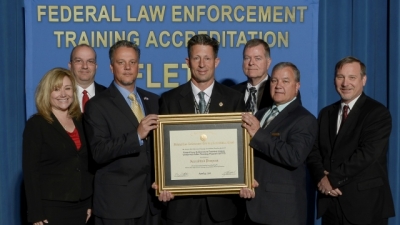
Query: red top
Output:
[[67, 128, 81, 151]]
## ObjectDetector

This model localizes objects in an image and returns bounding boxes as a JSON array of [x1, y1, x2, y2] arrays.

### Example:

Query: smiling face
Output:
[[68, 45, 97, 88], [335, 62, 366, 104], [242, 45, 271, 85], [50, 76, 74, 112], [110, 46, 139, 92], [186, 44, 220, 89], [270, 66, 300, 105]]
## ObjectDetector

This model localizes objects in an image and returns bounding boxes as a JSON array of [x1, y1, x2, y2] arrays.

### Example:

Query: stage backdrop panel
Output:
[[25, 0, 319, 118]]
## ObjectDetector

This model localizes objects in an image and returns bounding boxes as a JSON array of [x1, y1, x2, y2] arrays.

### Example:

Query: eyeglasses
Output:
[[72, 58, 96, 66]]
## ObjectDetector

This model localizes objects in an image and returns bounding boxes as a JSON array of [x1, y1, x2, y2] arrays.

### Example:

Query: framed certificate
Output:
[[153, 113, 254, 196]]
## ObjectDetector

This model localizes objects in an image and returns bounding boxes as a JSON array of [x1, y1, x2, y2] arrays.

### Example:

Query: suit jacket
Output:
[[23, 114, 93, 223], [307, 93, 395, 224], [94, 82, 107, 94], [159, 81, 245, 222], [83, 82, 162, 219], [232, 79, 301, 112], [246, 98, 317, 225]]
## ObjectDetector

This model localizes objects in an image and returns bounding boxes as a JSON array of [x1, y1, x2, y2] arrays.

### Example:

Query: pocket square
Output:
[[144, 97, 149, 100]]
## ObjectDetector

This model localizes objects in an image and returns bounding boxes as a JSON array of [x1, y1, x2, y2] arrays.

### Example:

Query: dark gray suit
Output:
[[246, 98, 317, 225]]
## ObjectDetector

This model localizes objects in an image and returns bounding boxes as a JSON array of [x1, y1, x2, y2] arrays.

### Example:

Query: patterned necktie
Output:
[[340, 105, 349, 128], [198, 92, 206, 114], [82, 90, 89, 112], [245, 87, 257, 114], [262, 107, 279, 128], [128, 93, 145, 122]]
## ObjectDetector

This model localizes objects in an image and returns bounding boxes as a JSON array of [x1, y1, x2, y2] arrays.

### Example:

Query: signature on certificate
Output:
[[174, 172, 189, 177], [222, 170, 236, 176]]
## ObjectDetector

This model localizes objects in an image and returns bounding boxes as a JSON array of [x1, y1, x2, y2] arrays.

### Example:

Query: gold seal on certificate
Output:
[[153, 113, 254, 196]]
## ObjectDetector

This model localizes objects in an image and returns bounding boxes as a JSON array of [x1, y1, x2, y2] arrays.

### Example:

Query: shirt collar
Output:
[[191, 81, 214, 99], [77, 82, 95, 98]]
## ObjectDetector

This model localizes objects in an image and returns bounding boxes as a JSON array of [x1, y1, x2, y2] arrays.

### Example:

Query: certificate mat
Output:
[[154, 113, 253, 196]]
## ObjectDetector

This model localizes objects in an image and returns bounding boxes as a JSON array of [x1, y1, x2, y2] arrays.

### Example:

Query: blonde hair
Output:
[[35, 67, 81, 123]]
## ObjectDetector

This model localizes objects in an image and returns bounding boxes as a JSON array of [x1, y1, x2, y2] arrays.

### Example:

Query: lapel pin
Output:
[[219, 102, 223, 107], [144, 97, 149, 100]]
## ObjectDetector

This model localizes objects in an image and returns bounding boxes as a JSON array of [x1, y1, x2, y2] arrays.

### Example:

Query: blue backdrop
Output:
[[1, 0, 399, 224], [24, 0, 319, 118]]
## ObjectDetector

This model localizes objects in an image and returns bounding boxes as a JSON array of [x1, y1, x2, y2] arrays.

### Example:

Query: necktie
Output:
[[82, 90, 89, 112], [128, 93, 145, 122], [198, 92, 206, 114], [262, 107, 279, 128], [245, 87, 257, 114], [340, 105, 349, 128]]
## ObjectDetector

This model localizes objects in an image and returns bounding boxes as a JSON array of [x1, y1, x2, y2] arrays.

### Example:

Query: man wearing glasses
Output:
[[68, 44, 106, 112]]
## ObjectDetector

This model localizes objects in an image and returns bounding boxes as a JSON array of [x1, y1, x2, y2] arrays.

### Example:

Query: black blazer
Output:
[[232, 79, 301, 112], [159, 81, 245, 222], [307, 93, 395, 224], [94, 82, 107, 94], [23, 114, 93, 223], [84, 82, 162, 219], [246, 98, 317, 225]]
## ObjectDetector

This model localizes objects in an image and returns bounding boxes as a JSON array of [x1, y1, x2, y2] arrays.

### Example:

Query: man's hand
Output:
[[86, 209, 91, 223], [137, 114, 158, 140], [242, 113, 260, 137], [239, 180, 259, 199], [152, 182, 175, 202], [33, 220, 48, 225], [318, 171, 342, 197]]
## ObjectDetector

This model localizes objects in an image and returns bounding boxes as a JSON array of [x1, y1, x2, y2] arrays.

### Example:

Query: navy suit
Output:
[[84, 83, 163, 219]]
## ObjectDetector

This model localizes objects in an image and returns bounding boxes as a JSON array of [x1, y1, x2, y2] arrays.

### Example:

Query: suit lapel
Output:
[[137, 88, 156, 115], [335, 94, 367, 146], [108, 83, 140, 127], [50, 114, 79, 151], [259, 78, 273, 110], [328, 103, 340, 148], [209, 82, 228, 113], [178, 82, 196, 114], [264, 99, 300, 130]]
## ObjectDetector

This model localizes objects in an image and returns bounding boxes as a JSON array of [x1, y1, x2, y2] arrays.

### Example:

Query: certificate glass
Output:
[[154, 113, 254, 196]]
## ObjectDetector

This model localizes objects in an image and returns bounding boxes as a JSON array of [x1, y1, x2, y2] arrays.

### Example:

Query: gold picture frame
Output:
[[153, 112, 254, 196]]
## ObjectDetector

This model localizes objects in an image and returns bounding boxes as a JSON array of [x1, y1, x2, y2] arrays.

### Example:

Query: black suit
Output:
[[94, 82, 107, 94], [83, 82, 162, 220], [23, 114, 93, 223], [232, 80, 273, 111], [232, 79, 301, 112], [159, 81, 245, 223], [246, 98, 317, 225], [307, 93, 395, 224]]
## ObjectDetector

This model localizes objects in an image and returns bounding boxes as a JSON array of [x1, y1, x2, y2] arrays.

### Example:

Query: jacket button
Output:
[[76, 168, 80, 172]]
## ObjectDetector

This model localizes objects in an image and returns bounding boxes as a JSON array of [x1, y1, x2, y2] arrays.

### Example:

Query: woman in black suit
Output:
[[23, 68, 93, 225]]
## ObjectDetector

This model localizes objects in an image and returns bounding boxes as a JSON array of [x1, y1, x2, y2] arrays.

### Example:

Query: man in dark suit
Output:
[[68, 44, 106, 112], [83, 40, 163, 225], [241, 62, 317, 225], [157, 34, 245, 225], [307, 56, 395, 225], [231, 39, 273, 114]]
